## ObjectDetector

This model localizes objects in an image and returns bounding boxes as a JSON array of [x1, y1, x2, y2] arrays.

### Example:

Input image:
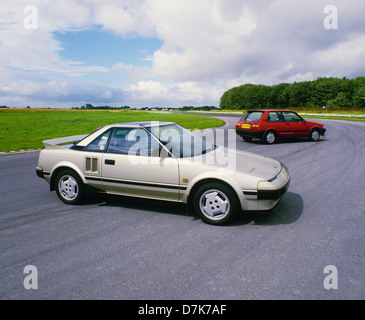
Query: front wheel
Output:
[[55, 170, 84, 204], [309, 129, 320, 141], [193, 183, 239, 225]]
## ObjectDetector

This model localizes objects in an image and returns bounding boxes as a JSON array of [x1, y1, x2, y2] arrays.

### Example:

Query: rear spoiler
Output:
[[42, 135, 88, 149]]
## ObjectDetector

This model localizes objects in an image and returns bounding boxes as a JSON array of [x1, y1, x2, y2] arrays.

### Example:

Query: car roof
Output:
[[246, 109, 295, 112], [96, 121, 176, 131], [111, 121, 175, 127]]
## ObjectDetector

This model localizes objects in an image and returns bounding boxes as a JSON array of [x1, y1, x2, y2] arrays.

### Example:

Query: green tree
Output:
[[353, 86, 365, 108], [327, 92, 352, 108], [288, 81, 312, 108], [269, 83, 291, 108], [220, 76, 363, 110], [312, 77, 353, 107]]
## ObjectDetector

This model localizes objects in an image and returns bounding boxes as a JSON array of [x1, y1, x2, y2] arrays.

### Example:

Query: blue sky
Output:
[[1, 0, 365, 108], [54, 27, 164, 90], [55, 27, 162, 69]]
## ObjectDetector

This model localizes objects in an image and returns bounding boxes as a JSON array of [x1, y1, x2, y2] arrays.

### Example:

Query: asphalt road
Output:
[[0, 116, 364, 300]]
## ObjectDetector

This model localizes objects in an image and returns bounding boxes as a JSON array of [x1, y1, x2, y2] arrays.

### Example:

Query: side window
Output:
[[283, 112, 302, 122], [267, 112, 284, 122], [84, 129, 112, 152], [107, 128, 157, 156]]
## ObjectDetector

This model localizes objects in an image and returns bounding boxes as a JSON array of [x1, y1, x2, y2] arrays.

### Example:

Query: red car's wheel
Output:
[[263, 131, 277, 144], [309, 128, 320, 141]]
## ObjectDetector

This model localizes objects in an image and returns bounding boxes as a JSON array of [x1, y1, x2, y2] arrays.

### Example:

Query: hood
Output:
[[203, 146, 282, 180], [305, 120, 324, 128]]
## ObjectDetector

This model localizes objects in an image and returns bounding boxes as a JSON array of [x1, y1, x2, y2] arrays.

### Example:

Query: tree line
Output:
[[219, 77, 365, 110]]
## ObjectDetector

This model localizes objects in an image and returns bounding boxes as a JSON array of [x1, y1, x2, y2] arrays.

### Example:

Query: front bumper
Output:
[[320, 128, 326, 136], [242, 164, 290, 211], [257, 164, 290, 201], [257, 182, 289, 200]]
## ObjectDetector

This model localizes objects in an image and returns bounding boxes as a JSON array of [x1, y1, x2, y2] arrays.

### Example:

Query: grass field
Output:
[[184, 107, 365, 121], [0, 109, 225, 152], [185, 107, 365, 115], [1, 107, 364, 153]]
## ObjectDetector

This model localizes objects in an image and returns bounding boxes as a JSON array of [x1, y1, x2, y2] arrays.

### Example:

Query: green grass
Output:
[[300, 115, 365, 121], [184, 108, 365, 121], [0, 109, 224, 152]]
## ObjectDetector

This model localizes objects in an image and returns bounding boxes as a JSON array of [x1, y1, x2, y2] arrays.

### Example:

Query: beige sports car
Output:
[[36, 122, 290, 225]]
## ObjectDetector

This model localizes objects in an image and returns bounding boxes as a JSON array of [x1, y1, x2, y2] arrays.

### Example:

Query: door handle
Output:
[[105, 159, 115, 165]]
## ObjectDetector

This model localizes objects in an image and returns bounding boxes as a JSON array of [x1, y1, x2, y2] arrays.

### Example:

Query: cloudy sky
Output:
[[1, 0, 365, 108]]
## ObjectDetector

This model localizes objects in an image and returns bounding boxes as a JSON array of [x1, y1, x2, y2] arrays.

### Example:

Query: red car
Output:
[[235, 110, 326, 144]]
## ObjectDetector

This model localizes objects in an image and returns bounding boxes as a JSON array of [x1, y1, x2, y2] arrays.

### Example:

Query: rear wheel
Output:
[[55, 170, 84, 204], [263, 131, 276, 144], [193, 183, 239, 225]]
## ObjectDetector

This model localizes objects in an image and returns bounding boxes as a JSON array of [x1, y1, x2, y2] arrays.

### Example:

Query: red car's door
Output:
[[281, 111, 310, 137], [266, 111, 290, 137]]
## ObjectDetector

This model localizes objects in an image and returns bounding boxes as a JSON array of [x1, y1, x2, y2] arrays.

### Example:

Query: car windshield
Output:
[[242, 111, 263, 122], [148, 124, 216, 158]]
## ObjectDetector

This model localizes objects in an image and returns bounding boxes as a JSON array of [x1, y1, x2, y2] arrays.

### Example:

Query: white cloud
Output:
[[93, 2, 136, 36], [125, 80, 224, 107], [0, 66, 122, 108], [0, 1, 107, 76], [147, 0, 256, 81], [1, 0, 365, 108], [309, 34, 365, 78], [112, 62, 133, 72]]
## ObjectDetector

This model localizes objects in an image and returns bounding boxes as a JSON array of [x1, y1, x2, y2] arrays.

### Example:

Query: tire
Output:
[[263, 131, 276, 144], [309, 128, 320, 141], [242, 137, 253, 142], [193, 182, 239, 225], [55, 170, 84, 204]]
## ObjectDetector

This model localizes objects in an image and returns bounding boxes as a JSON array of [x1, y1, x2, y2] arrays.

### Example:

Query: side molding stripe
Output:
[[85, 176, 187, 191]]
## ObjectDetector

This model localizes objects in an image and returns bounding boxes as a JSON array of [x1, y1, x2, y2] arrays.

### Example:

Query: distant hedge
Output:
[[219, 77, 365, 109]]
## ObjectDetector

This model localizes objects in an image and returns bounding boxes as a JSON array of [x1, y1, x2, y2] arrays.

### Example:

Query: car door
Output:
[[281, 111, 310, 137], [101, 127, 180, 202], [266, 111, 289, 137]]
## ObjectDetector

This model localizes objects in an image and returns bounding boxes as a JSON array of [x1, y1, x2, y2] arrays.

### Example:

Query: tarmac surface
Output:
[[0, 116, 364, 299]]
